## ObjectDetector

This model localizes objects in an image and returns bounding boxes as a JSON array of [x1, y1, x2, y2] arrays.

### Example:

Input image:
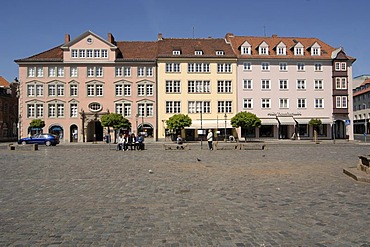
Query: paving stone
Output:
[[0, 142, 369, 246]]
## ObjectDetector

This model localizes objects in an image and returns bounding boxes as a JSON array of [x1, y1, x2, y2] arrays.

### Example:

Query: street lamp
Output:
[[224, 113, 227, 142], [200, 108, 203, 149], [363, 103, 367, 143]]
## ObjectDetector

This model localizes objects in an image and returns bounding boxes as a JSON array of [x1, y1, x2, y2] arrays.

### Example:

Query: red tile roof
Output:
[[226, 34, 337, 59], [115, 41, 158, 61], [0, 76, 10, 87], [157, 38, 236, 58]]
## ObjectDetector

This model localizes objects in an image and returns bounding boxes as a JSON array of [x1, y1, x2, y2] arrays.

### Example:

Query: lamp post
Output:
[[332, 119, 336, 144], [200, 108, 203, 149], [364, 103, 367, 143], [135, 114, 139, 134], [224, 113, 227, 142]]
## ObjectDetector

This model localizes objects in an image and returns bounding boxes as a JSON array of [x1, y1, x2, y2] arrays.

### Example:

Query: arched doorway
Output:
[[49, 125, 64, 140], [335, 120, 346, 139], [138, 123, 153, 138], [87, 120, 103, 142], [70, 124, 78, 142]]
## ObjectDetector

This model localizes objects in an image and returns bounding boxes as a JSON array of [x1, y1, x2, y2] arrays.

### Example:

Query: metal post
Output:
[[365, 120, 367, 143], [224, 113, 227, 142], [135, 114, 138, 135], [333, 120, 336, 144], [200, 109, 203, 149]]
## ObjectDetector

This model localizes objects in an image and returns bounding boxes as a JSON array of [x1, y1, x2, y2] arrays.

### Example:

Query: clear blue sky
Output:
[[1, 0, 369, 82]]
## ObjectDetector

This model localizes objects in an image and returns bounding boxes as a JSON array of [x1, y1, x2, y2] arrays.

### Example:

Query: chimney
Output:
[[65, 34, 70, 43], [272, 34, 278, 38], [158, 33, 163, 40], [108, 33, 115, 44]]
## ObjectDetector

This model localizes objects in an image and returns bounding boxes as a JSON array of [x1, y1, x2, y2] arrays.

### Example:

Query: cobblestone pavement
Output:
[[0, 141, 369, 247]]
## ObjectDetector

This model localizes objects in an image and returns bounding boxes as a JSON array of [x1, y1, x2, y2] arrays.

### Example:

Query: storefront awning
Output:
[[295, 118, 332, 125], [185, 120, 233, 129], [277, 116, 296, 125], [261, 118, 278, 125]]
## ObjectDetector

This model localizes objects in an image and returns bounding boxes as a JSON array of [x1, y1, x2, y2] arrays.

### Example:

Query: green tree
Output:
[[231, 111, 261, 142], [29, 119, 45, 134], [309, 118, 322, 143], [101, 113, 131, 142], [166, 114, 192, 138]]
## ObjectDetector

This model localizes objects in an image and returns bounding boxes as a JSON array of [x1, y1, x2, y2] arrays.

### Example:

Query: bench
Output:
[[8, 144, 39, 151], [213, 142, 239, 150], [163, 143, 189, 150], [239, 143, 266, 150]]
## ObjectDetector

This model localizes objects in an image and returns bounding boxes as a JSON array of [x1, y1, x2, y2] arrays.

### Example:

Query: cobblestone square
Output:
[[0, 142, 369, 246]]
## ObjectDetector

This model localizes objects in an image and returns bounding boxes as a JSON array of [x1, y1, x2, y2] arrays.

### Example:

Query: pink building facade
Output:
[[16, 31, 157, 142]]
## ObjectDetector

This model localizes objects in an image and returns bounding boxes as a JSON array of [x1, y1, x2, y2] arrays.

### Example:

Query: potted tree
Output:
[[165, 114, 192, 141], [309, 118, 322, 143], [231, 112, 261, 142], [101, 113, 131, 144]]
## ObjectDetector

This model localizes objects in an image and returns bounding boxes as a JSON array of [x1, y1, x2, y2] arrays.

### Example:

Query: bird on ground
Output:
[[148, 169, 153, 174], [196, 158, 201, 162]]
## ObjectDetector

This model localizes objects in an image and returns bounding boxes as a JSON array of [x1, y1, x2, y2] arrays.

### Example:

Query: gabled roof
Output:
[[0, 76, 10, 87], [353, 78, 370, 97], [15, 45, 63, 62], [157, 37, 236, 58], [226, 34, 337, 59], [115, 41, 157, 61], [60, 30, 117, 50]]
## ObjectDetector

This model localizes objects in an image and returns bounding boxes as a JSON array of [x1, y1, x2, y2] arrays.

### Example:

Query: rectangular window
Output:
[[57, 84, 64, 96], [137, 67, 145, 77], [188, 101, 211, 114], [166, 101, 181, 114], [115, 67, 123, 77], [94, 49, 101, 58], [279, 62, 287, 71], [277, 47, 286, 55], [261, 62, 270, 71], [297, 80, 306, 90], [48, 67, 56, 77], [297, 98, 306, 108], [36, 104, 43, 118], [57, 67, 64, 77], [101, 49, 108, 58], [57, 104, 64, 117], [36, 85, 44, 97], [137, 84, 145, 96], [138, 103, 145, 117], [86, 49, 93, 58], [279, 80, 288, 90], [87, 67, 94, 77], [241, 47, 250, 54], [146, 67, 153, 77], [28, 67, 35, 77], [87, 85, 95, 96], [71, 49, 78, 58], [96, 85, 103, 96], [341, 62, 347, 71], [27, 104, 35, 118], [243, 98, 253, 109], [314, 79, 323, 90], [314, 63, 322, 71], [336, 77, 347, 89], [279, 98, 289, 109], [70, 103, 78, 117], [187, 63, 210, 73], [166, 63, 181, 73], [217, 80, 232, 93], [124, 84, 131, 96], [315, 98, 324, 108], [115, 103, 123, 115], [124, 103, 131, 117], [79, 49, 86, 58], [70, 67, 78, 77], [27, 85, 35, 97], [188, 80, 210, 93], [217, 101, 232, 113], [297, 63, 305, 71], [96, 67, 103, 77], [70, 84, 78, 97], [261, 79, 271, 90], [166, 80, 181, 93], [146, 103, 154, 117], [243, 79, 252, 89], [48, 85, 56, 96], [115, 84, 123, 96], [146, 84, 153, 96], [36, 67, 44, 77], [243, 62, 251, 71], [217, 63, 232, 73], [336, 96, 348, 108], [335, 62, 340, 71], [48, 104, 56, 117], [124, 67, 131, 77], [261, 98, 271, 109]]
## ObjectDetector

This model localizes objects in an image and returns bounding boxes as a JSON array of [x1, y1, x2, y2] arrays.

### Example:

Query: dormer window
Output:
[[241, 46, 251, 55], [293, 42, 305, 56], [173, 50, 181, 55], [310, 42, 321, 56], [195, 50, 203, 55], [216, 50, 224, 55], [258, 41, 269, 55], [276, 42, 286, 55]]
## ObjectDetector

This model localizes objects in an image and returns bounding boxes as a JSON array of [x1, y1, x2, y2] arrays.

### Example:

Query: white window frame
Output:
[[261, 62, 270, 71], [166, 80, 181, 93], [297, 98, 306, 109], [279, 98, 289, 109], [243, 98, 253, 109], [166, 101, 181, 114], [297, 63, 305, 71], [314, 98, 324, 109], [243, 79, 253, 90], [243, 62, 252, 71], [261, 79, 271, 90], [314, 63, 322, 71], [279, 62, 287, 71], [217, 80, 232, 93], [279, 79, 288, 90], [261, 98, 271, 109], [297, 79, 306, 90], [314, 79, 323, 90]]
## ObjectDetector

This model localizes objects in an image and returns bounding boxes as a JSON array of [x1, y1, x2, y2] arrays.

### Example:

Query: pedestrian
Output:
[[116, 133, 124, 151], [207, 129, 213, 150]]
